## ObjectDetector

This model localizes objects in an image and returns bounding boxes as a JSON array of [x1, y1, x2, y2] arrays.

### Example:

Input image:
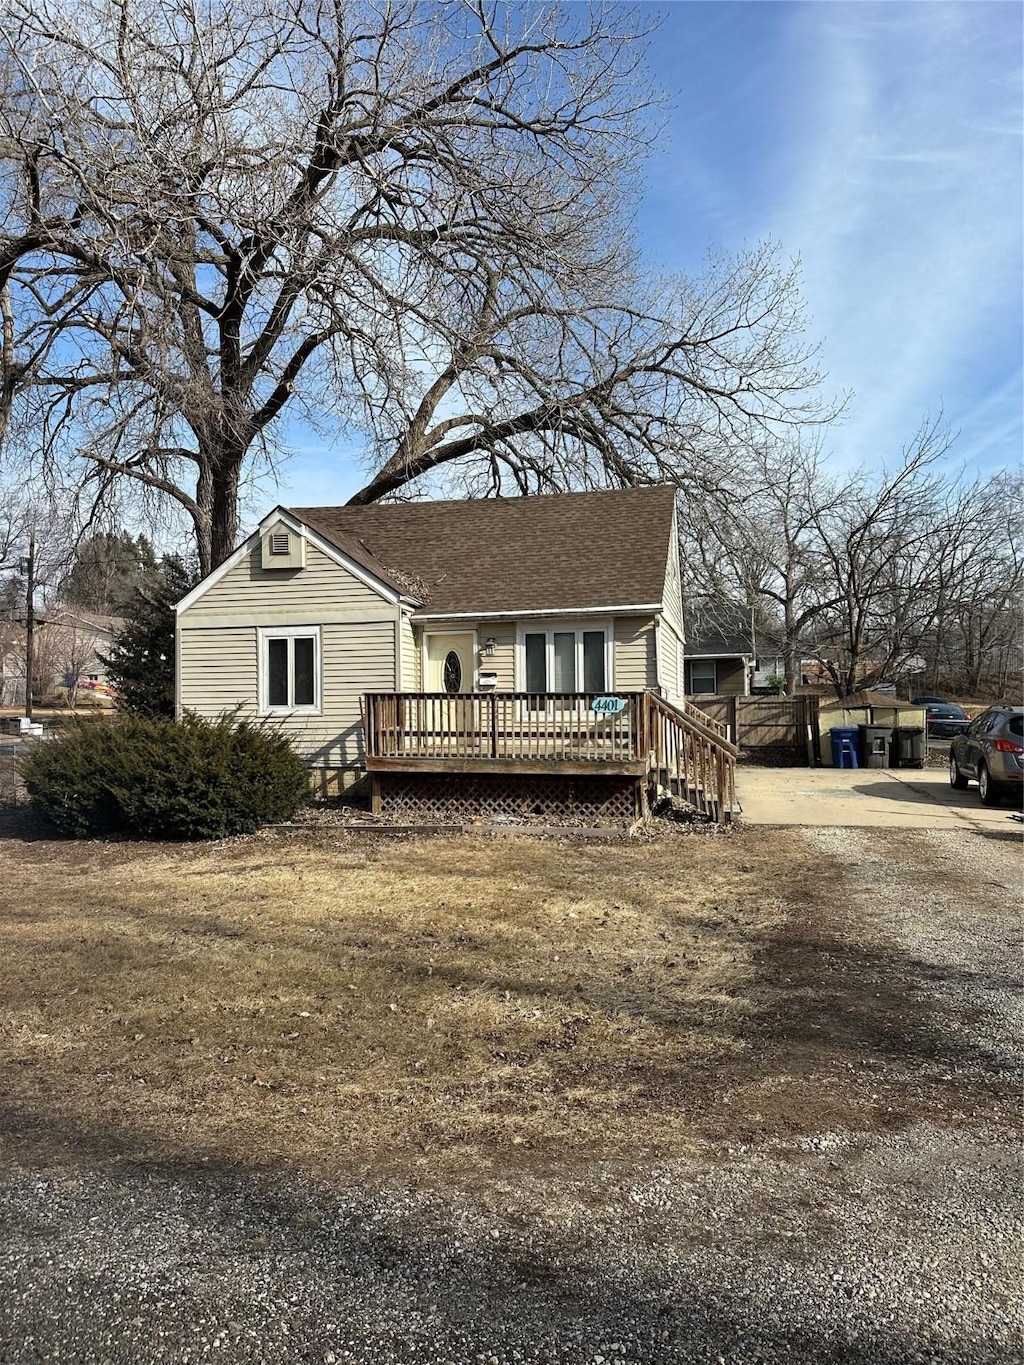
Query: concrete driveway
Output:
[[736, 765, 1024, 830]]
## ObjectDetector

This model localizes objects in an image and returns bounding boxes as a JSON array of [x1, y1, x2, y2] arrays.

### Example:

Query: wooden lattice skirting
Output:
[[375, 772, 643, 826]]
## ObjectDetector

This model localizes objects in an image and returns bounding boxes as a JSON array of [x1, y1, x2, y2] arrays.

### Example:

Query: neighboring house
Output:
[[0, 610, 120, 706], [176, 486, 737, 823], [41, 610, 121, 698], [682, 621, 755, 697], [682, 613, 793, 696]]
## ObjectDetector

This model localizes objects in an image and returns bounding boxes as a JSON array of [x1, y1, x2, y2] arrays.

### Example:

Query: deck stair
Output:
[[644, 693, 739, 822]]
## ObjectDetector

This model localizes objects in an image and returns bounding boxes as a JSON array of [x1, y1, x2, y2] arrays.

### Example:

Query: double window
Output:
[[260, 627, 320, 712], [521, 626, 608, 694]]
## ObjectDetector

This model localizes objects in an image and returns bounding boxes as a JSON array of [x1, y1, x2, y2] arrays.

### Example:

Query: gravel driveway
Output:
[[1, 827, 1020, 1365]]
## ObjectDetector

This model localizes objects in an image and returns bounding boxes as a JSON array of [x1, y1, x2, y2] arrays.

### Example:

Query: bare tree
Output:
[[678, 421, 1019, 700], [802, 424, 968, 696], [1, 0, 830, 574], [921, 470, 1023, 695], [680, 434, 847, 694]]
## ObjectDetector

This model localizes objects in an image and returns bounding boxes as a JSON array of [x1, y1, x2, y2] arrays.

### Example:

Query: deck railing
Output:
[[647, 692, 739, 821], [364, 691, 647, 764]]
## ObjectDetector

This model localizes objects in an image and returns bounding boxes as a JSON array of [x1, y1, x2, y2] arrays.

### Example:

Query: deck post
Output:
[[489, 693, 499, 758]]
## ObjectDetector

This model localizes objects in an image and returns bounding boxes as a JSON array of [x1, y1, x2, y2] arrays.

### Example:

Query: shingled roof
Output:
[[290, 485, 678, 616]]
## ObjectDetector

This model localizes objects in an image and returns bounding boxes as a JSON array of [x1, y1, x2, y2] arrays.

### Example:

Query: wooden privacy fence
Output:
[[687, 694, 821, 762]]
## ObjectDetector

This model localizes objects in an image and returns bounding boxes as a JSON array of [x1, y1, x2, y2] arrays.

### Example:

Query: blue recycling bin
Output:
[[830, 726, 860, 769]]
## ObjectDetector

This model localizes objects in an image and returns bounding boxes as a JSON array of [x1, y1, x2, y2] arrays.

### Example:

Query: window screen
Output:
[[552, 632, 576, 691], [267, 637, 289, 707], [583, 632, 605, 692], [689, 663, 716, 694], [293, 637, 315, 706], [265, 633, 316, 709], [525, 634, 546, 692]]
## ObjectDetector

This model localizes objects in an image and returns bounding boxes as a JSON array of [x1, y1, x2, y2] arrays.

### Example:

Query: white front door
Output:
[[426, 632, 475, 693]]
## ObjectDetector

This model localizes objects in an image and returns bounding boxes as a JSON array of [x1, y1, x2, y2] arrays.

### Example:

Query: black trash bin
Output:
[[893, 725, 926, 769], [858, 723, 893, 769]]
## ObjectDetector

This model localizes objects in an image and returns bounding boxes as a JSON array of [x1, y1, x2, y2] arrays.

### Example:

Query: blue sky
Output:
[[273, 0, 1022, 512]]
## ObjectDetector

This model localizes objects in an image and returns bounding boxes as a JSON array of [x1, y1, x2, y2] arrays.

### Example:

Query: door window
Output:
[[525, 633, 547, 692], [443, 650, 462, 694], [552, 632, 576, 691], [583, 632, 606, 693]]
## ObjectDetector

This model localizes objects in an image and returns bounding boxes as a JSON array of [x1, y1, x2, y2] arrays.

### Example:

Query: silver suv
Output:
[[949, 706, 1024, 806]]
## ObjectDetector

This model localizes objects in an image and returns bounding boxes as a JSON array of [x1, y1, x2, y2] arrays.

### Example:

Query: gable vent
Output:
[[269, 532, 290, 556]]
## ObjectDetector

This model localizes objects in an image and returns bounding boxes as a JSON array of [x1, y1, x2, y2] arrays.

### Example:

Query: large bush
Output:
[[21, 712, 309, 839]]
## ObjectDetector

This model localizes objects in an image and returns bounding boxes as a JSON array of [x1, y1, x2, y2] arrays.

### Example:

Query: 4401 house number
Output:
[[590, 695, 627, 715]]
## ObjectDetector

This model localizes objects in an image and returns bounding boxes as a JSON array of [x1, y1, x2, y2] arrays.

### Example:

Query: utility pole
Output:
[[24, 517, 35, 720]]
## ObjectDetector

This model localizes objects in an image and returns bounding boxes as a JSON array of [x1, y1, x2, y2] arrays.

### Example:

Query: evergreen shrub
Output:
[[21, 712, 309, 839]]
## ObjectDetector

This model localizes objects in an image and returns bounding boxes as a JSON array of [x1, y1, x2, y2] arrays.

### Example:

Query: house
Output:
[[175, 486, 736, 823], [0, 610, 120, 706], [682, 619, 755, 697]]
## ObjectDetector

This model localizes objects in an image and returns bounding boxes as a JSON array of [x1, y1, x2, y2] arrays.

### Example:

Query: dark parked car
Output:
[[949, 706, 1024, 806], [919, 701, 970, 739]]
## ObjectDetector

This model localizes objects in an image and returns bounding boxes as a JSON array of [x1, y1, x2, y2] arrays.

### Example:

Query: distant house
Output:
[[176, 486, 737, 823], [682, 619, 755, 696], [682, 612, 795, 696], [0, 610, 120, 706]]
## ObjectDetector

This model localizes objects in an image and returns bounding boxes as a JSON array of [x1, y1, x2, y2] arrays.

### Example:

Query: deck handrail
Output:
[[644, 691, 737, 821], [651, 694, 740, 756]]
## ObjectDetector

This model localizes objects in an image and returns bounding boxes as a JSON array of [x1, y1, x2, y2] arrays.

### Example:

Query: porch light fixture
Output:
[[482, 637, 496, 657]]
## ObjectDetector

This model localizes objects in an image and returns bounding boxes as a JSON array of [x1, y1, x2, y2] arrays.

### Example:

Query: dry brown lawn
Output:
[[0, 827, 817, 1177]]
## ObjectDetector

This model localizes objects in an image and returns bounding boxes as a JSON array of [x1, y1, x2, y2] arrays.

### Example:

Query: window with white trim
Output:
[[688, 660, 717, 695], [260, 627, 320, 712], [521, 626, 609, 693]]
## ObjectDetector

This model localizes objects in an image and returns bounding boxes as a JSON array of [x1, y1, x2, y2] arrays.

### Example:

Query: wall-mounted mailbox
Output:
[[477, 670, 498, 689]]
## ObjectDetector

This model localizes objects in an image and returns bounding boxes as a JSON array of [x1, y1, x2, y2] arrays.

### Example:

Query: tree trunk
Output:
[[209, 464, 241, 573], [192, 456, 241, 578]]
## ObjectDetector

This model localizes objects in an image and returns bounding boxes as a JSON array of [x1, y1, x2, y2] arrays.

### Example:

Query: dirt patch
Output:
[[0, 829, 799, 1178], [0, 824, 1015, 1184]]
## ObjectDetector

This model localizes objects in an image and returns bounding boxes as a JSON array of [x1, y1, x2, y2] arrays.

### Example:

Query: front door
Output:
[[426, 633, 475, 693]]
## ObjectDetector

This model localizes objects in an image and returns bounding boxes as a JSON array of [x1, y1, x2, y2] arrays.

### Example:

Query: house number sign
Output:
[[590, 695, 627, 715]]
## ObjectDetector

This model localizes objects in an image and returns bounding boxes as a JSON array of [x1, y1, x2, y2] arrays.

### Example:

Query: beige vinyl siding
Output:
[[661, 516, 684, 643], [178, 533, 401, 773], [613, 616, 657, 690], [179, 620, 395, 767], [186, 539, 385, 618], [475, 621, 515, 688], [658, 509, 686, 701], [658, 620, 684, 701], [178, 625, 257, 715], [399, 613, 419, 689]]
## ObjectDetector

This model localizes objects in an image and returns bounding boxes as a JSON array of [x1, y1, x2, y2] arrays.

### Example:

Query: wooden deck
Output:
[[364, 691, 646, 771], [363, 690, 739, 823]]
